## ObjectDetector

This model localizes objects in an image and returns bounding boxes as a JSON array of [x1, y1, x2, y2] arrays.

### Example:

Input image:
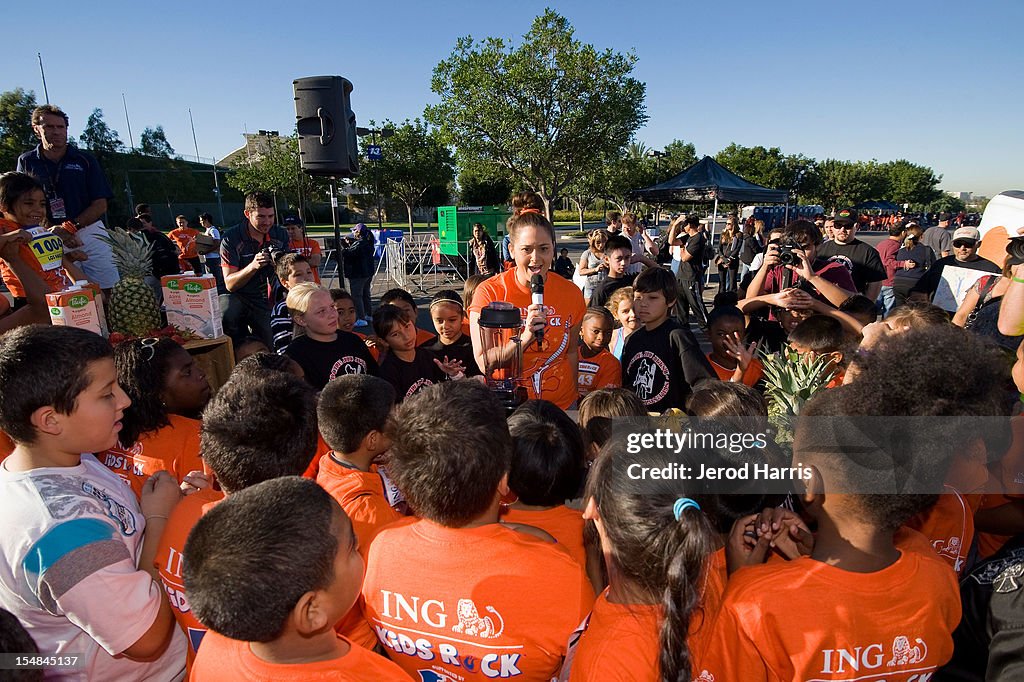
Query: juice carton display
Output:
[[46, 286, 102, 335], [161, 273, 186, 329], [74, 280, 109, 337], [176, 273, 223, 339]]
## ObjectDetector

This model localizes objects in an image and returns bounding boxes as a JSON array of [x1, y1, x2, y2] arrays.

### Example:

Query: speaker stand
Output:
[[328, 178, 345, 288]]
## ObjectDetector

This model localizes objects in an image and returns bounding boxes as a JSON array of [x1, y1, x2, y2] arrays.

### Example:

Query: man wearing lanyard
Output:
[[16, 105, 120, 292], [220, 191, 289, 347]]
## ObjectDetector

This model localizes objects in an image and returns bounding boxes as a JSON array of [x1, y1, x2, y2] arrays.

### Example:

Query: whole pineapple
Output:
[[760, 348, 836, 448], [99, 227, 163, 337]]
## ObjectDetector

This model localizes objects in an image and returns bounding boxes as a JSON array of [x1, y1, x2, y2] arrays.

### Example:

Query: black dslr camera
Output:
[[777, 241, 803, 267], [1007, 236, 1024, 267], [261, 244, 285, 264]]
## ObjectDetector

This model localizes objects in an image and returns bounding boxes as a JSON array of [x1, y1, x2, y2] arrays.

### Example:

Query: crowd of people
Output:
[[0, 103, 1022, 682]]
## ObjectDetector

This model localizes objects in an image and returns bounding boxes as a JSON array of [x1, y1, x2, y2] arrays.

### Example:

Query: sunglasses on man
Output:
[[952, 240, 978, 248]]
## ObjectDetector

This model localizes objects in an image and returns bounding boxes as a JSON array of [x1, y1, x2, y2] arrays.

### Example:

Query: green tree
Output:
[[926, 194, 967, 215], [79, 108, 124, 154], [813, 159, 889, 211], [139, 126, 175, 158], [0, 88, 38, 171], [659, 139, 699, 178], [883, 159, 943, 207], [226, 134, 325, 213], [365, 120, 455, 231], [426, 10, 647, 219], [457, 166, 514, 206]]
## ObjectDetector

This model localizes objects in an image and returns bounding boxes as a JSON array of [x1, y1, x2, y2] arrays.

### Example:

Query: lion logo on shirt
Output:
[[887, 635, 927, 666], [694, 671, 715, 682], [451, 599, 504, 639]]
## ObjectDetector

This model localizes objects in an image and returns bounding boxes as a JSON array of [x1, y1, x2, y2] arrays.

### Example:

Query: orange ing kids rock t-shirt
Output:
[[289, 237, 322, 283], [577, 349, 621, 397], [316, 453, 403, 556], [99, 414, 203, 500], [302, 433, 332, 480], [169, 226, 200, 260], [470, 268, 586, 410], [190, 629, 410, 681], [362, 517, 595, 681], [904, 486, 978, 575], [154, 488, 223, 668], [568, 591, 659, 682], [706, 353, 764, 387], [502, 505, 586, 569], [694, 550, 961, 682]]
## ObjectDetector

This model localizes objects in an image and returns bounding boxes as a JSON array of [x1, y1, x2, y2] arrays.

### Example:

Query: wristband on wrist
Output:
[[60, 221, 78, 235], [1013, 276, 1024, 284]]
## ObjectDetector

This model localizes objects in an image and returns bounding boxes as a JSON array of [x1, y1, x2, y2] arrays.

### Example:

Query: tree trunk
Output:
[[572, 199, 585, 232], [405, 202, 414, 236]]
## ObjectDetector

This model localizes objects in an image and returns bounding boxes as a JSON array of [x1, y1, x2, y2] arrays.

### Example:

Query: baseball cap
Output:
[[834, 208, 858, 226], [938, 212, 952, 222], [952, 226, 980, 242], [283, 216, 304, 227]]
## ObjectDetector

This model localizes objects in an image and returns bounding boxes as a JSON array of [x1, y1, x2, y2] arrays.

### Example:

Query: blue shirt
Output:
[[219, 221, 290, 306], [17, 144, 113, 223]]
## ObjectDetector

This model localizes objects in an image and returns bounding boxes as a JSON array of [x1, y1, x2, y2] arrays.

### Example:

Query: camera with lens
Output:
[[1007, 236, 1024, 267], [260, 244, 285, 264], [777, 241, 803, 267]]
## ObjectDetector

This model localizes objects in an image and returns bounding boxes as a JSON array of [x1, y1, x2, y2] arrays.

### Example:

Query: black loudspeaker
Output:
[[293, 76, 359, 177]]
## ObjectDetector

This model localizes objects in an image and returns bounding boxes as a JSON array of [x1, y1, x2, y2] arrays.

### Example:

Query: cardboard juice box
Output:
[[177, 273, 223, 339], [161, 274, 185, 329], [46, 286, 102, 335]]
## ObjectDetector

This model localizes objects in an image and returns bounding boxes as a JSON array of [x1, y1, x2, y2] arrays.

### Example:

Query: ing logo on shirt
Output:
[[887, 635, 928, 667], [932, 536, 964, 571], [452, 599, 505, 639], [329, 356, 368, 381]]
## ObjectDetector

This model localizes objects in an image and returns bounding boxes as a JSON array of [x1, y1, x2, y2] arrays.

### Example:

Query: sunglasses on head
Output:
[[952, 240, 977, 248], [140, 337, 160, 362]]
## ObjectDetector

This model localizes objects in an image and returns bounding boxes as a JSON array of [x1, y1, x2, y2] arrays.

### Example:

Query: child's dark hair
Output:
[[385, 381, 511, 526], [381, 288, 417, 311], [372, 303, 409, 339], [329, 288, 353, 303], [578, 388, 646, 452], [838, 294, 878, 322], [604, 234, 632, 254], [201, 371, 317, 493], [274, 252, 309, 283], [506, 400, 585, 506], [430, 289, 465, 313], [234, 336, 270, 362], [712, 291, 739, 309], [0, 172, 44, 213], [686, 379, 766, 417], [184, 477, 341, 642], [0, 608, 41, 682], [0, 326, 112, 445], [706, 305, 745, 330], [801, 325, 1011, 530], [318, 375, 396, 454], [113, 338, 182, 446], [582, 306, 613, 326], [788, 315, 845, 353], [463, 274, 487, 309], [887, 301, 950, 329], [633, 266, 678, 304], [232, 351, 301, 377], [587, 433, 714, 682]]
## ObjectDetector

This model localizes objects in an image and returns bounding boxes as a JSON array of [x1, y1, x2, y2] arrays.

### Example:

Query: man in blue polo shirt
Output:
[[16, 105, 120, 291], [220, 191, 289, 346]]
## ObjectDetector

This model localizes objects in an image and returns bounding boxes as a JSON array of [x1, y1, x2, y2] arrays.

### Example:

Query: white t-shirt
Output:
[[0, 454, 186, 681], [204, 226, 221, 260]]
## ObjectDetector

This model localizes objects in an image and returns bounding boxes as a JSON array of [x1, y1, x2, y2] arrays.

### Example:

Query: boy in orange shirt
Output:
[[154, 369, 319, 666], [362, 381, 595, 681], [185, 477, 408, 681], [316, 374, 402, 553], [284, 216, 322, 283], [577, 307, 621, 398], [698, 326, 1010, 680], [168, 215, 201, 273], [502, 400, 587, 569]]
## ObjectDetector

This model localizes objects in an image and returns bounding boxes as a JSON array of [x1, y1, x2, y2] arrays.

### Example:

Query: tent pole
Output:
[[784, 201, 790, 224], [707, 197, 718, 287]]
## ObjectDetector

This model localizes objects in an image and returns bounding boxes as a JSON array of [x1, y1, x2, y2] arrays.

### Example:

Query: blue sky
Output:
[[4, 0, 1020, 197]]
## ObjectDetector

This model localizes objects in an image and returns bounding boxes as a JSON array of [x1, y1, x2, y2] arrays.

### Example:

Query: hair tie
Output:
[[673, 497, 700, 520], [519, 208, 542, 215], [429, 297, 464, 311]]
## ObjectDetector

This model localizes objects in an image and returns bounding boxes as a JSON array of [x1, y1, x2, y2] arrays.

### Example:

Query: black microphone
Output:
[[530, 274, 544, 347]]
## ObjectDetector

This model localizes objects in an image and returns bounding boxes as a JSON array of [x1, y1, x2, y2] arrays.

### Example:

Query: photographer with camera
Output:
[[748, 219, 857, 311], [219, 191, 290, 347]]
